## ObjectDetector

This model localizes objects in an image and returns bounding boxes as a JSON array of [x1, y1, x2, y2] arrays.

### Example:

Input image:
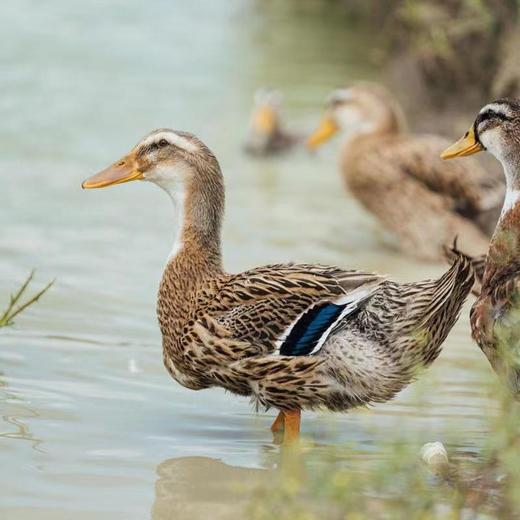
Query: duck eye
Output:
[[158, 139, 169, 147]]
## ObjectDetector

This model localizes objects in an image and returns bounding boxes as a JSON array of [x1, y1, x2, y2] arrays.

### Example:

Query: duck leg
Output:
[[282, 409, 301, 444], [271, 411, 285, 433], [270, 410, 301, 444], [270, 411, 285, 444]]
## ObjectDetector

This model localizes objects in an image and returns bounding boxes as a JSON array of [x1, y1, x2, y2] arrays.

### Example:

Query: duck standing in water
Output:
[[82, 129, 474, 443], [442, 99, 520, 397], [243, 89, 299, 156], [307, 83, 504, 261]]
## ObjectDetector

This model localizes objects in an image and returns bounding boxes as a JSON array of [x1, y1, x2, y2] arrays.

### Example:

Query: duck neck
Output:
[[162, 162, 225, 279], [485, 156, 520, 282], [366, 103, 403, 137], [341, 102, 404, 153]]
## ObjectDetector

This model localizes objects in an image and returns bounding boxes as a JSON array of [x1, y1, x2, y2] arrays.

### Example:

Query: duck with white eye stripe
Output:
[[82, 128, 475, 444], [442, 99, 520, 398], [307, 83, 504, 261]]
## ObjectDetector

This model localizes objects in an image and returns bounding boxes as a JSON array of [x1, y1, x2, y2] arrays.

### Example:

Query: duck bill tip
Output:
[[440, 127, 483, 160], [81, 155, 143, 189]]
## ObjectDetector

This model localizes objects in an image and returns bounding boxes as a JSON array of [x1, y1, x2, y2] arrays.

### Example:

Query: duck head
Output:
[[83, 129, 225, 261], [307, 83, 405, 149], [82, 129, 219, 196], [243, 88, 283, 154], [441, 99, 520, 165]]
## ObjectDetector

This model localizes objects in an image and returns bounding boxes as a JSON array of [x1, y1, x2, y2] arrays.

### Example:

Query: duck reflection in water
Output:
[[151, 446, 506, 520], [151, 456, 270, 520]]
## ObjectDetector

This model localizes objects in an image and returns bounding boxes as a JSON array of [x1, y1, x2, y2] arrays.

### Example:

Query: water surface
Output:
[[0, 2, 499, 518]]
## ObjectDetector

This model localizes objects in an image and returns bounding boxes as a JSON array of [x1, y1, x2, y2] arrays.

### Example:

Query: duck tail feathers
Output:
[[420, 244, 475, 328]]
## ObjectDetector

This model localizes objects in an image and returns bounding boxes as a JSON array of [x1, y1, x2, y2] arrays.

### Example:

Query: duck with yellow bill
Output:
[[82, 128, 475, 443], [307, 83, 504, 261], [442, 99, 520, 398], [243, 88, 300, 156]]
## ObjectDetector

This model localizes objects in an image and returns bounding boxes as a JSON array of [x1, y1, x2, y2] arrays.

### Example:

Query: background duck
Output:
[[243, 88, 300, 156], [307, 83, 505, 261], [442, 99, 520, 398], [82, 128, 475, 444]]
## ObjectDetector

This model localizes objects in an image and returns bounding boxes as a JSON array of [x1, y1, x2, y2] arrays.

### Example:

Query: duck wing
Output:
[[345, 134, 494, 259], [393, 135, 505, 216], [202, 264, 385, 356]]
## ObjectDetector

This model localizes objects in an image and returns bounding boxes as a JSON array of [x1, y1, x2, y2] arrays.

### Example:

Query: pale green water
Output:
[[0, 2, 499, 519]]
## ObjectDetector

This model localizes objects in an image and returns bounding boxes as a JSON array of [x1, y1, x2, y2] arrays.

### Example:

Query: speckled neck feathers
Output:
[[164, 153, 225, 277], [484, 156, 520, 284], [156, 152, 226, 364]]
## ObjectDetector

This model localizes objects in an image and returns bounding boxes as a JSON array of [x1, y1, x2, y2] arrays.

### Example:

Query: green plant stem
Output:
[[0, 273, 53, 327]]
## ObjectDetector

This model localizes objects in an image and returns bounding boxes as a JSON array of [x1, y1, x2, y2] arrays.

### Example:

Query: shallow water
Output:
[[0, 1, 501, 519]]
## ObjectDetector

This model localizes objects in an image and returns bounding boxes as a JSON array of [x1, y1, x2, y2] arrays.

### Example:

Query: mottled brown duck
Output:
[[307, 83, 504, 261], [82, 128, 474, 443], [442, 99, 520, 397], [243, 89, 299, 156]]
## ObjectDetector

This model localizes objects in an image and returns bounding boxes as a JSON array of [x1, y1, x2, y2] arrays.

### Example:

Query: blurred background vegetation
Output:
[[338, 0, 519, 106]]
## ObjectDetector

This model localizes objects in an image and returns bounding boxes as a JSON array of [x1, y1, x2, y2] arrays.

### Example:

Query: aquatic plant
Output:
[[0, 271, 53, 328], [248, 376, 520, 519]]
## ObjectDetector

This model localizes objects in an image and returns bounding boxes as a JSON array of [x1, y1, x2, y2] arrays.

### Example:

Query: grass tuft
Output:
[[0, 271, 54, 328]]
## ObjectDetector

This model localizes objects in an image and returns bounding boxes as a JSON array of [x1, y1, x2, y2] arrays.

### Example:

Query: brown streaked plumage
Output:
[[308, 83, 504, 261], [442, 98, 520, 397], [243, 89, 300, 156], [83, 128, 475, 443]]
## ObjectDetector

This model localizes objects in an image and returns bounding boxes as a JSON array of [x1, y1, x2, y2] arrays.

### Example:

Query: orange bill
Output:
[[82, 152, 143, 189], [252, 105, 276, 134], [306, 114, 339, 149], [440, 126, 484, 160]]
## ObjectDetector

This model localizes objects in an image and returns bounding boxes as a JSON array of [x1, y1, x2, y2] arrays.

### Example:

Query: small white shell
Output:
[[420, 441, 449, 466]]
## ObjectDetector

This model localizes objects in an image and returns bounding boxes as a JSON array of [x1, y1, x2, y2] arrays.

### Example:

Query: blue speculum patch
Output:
[[280, 303, 345, 356]]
